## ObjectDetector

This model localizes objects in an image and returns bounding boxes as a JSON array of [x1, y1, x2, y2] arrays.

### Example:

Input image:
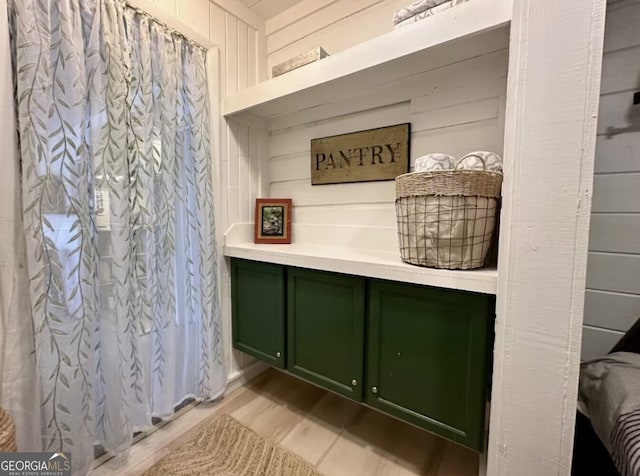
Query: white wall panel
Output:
[[154, 0, 177, 16], [248, 28, 257, 85], [225, 15, 239, 94], [267, 0, 393, 53], [411, 97, 500, 134], [271, 180, 395, 207], [602, 46, 640, 94], [599, 46, 640, 95], [269, 102, 409, 156], [587, 252, 640, 295], [584, 290, 640, 331], [237, 22, 249, 90], [291, 223, 398, 251], [265, 30, 509, 129], [604, 0, 640, 52], [227, 125, 241, 231], [589, 214, 640, 253], [243, 0, 308, 21], [411, 119, 504, 162], [591, 173, 640, 213], [595, 131, 640, 173], [582, 326, 624, 360], [177, 0, 210, 38], [238, 126, 254, 222], [270, 152, 307, 182], [292, 203, 397, 227], [210, 5, 227, 81], [266, 0, 411, 75], [584, 1, 640, 356], [596, 91, 638, 134], [409, 53, 508, 113], [266, 42, 507, 237], [266, 0, 337, 35], [257, 21, 268, 82], [211, 0, 260, 29]]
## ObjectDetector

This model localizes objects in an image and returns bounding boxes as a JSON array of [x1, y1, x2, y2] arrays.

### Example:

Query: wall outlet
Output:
[[94, 188, 111, 230]]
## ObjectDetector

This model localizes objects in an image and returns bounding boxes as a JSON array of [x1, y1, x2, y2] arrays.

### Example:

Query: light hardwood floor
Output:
[[93, 368, 479, 476]]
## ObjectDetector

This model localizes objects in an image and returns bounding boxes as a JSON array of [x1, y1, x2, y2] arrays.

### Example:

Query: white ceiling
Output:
[[238, 0, 303, 20]]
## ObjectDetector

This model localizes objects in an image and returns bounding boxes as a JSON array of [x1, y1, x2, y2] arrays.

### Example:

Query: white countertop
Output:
[[224, 224, 497, 294]]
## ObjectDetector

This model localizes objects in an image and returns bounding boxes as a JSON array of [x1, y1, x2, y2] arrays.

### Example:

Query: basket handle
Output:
[[454, 153, 487, 171]]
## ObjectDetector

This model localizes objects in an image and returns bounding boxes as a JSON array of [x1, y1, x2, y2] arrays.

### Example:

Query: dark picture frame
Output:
[[254, 198, 292, 244]]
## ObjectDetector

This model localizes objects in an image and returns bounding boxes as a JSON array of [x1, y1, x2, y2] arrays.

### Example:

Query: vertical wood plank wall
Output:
[[582, 0, 640, 360], [152, 0, 265, 378]]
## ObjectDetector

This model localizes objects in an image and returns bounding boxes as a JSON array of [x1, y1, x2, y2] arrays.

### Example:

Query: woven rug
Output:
[[143, 414, 322, 476], [0, 407, 17, 452]]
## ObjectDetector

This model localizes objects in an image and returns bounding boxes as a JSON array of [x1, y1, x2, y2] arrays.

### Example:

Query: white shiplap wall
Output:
[[152, 0, 266, 377], [266, 28, 508, 246], [265, 0, 417, 77], [582, 0, 640, 360], [263, 0, 507, 250]]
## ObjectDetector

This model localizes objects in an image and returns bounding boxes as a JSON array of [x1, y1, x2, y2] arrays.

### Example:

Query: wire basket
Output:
[[395, 155, 503, 269], [0, 406, 17, 452]]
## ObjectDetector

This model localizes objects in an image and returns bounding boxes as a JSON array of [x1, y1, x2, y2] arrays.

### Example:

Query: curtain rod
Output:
[[124, 0, 217, 52]]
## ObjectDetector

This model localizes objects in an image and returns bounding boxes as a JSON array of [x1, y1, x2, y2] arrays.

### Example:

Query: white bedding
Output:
[[580, 352, 640, 476]]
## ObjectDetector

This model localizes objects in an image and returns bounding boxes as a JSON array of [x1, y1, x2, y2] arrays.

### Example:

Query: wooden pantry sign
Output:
[[310, 123, 410, 185]]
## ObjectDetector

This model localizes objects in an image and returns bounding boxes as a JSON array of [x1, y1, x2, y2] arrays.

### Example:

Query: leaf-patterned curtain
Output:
[[6, 0, 225, 473]]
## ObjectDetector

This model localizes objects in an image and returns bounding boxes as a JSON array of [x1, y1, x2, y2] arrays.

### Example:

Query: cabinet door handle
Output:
[[276, 352, 281, 358], [371, 386, 378, 394], [351, 379, 358, 387]]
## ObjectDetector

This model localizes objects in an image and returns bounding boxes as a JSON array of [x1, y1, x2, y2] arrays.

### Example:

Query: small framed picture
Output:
[[254, 198, 292, 244]]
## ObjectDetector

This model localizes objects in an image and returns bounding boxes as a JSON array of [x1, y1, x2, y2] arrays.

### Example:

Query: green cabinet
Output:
[[231, 259, 285, 368], [366, 280, 491, 450], [230, 258, 493, 451], [287, 268, 365, 400]]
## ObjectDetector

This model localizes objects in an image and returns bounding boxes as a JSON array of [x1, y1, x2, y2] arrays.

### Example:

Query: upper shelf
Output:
[[224, 0, 512, 120]]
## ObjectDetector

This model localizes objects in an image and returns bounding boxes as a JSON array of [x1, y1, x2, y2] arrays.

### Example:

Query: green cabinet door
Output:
[[366, 280, 492, 451], [287, 267, 365, 400], [231, 259, 285, 368]]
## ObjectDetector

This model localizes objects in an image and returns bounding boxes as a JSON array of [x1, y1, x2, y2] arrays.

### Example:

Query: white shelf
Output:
[[223, 0, 511, 120], [224, 225, 497, 295]]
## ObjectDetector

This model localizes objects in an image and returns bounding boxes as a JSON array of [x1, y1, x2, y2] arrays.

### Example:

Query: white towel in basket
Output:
[[393, 0, 450, 25], [415, 151, 503, 173], [394, 0, 469, 28], [414, 153, 455, 172], [457, 151, 503, 172]]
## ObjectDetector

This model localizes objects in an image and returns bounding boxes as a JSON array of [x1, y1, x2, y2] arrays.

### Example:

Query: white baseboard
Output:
[[225, 360, 270, 394]]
